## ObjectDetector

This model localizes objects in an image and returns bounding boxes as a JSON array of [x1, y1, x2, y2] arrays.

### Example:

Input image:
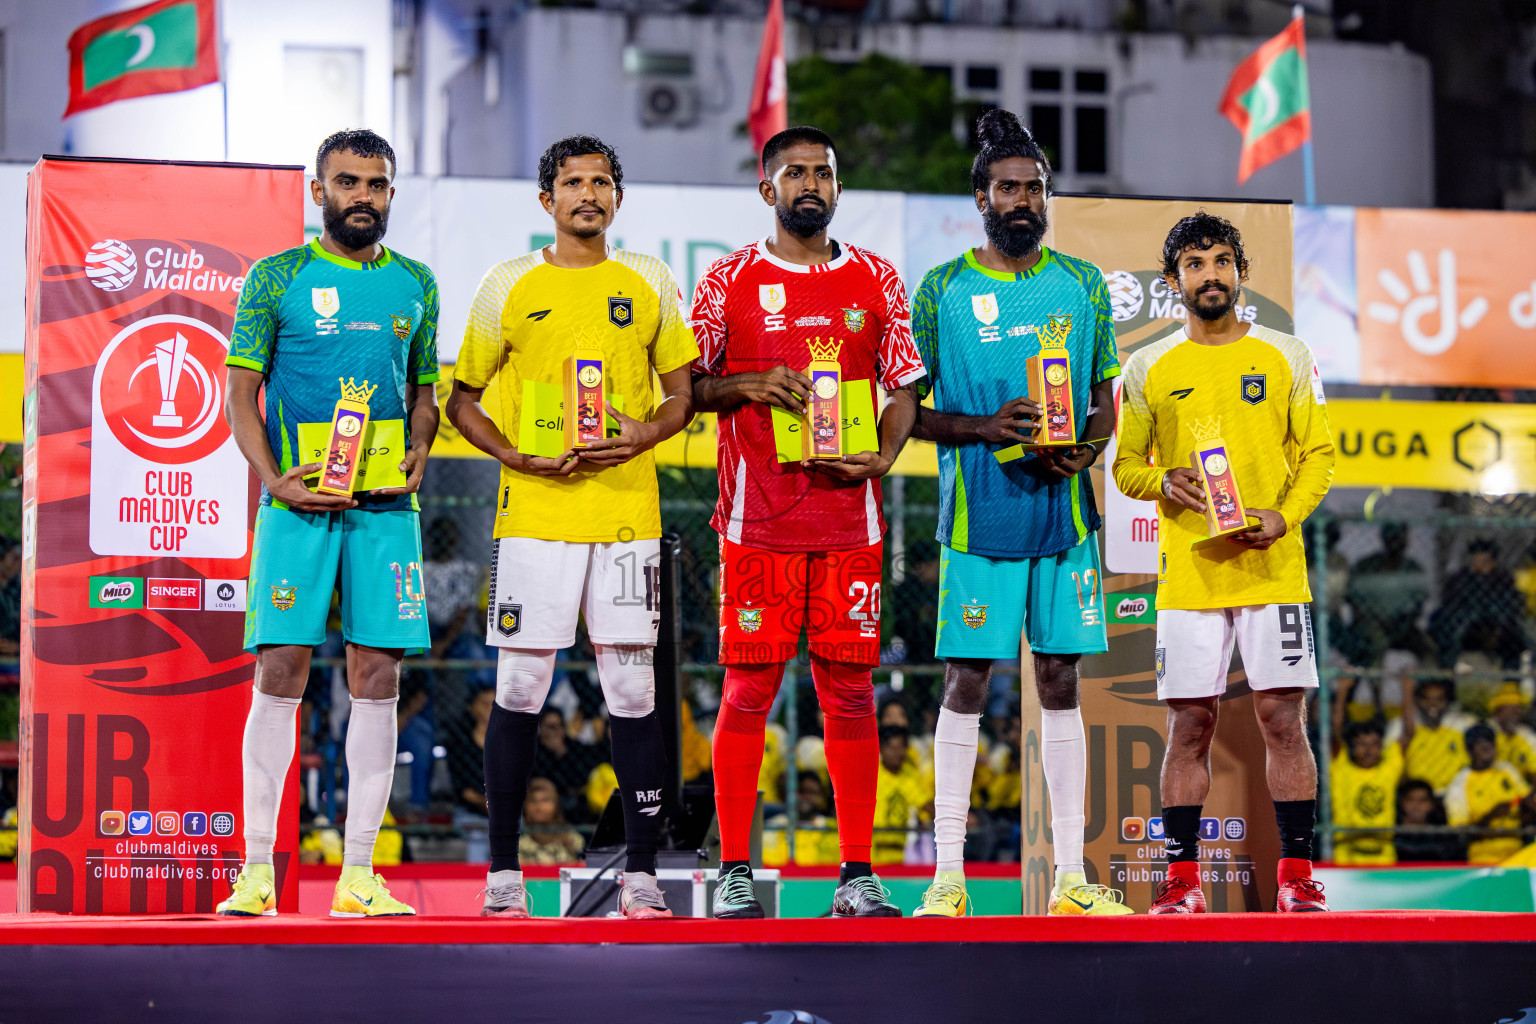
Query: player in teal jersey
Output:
[[218, 130, 440, 919], [908, 110, 1129, 918]]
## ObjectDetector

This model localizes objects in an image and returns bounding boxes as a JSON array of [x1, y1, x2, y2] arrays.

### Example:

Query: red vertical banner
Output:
[[20, 157, 304, 914]]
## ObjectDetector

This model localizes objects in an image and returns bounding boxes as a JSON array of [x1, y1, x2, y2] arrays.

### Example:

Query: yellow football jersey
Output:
[[1404, 723, 1470, 795], [454, 249, 699, 542], [1330, 743, 1403, 865], [1444, 762, 1530, 864], [1113, 323, 1335, 610], [873, 761, 934, 865], [1496, 727, 1536, 782]]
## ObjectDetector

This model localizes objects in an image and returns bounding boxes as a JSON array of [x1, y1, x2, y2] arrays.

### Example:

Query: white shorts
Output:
[[1155, 604, 1318, 700], [486, 537, 661, 649]]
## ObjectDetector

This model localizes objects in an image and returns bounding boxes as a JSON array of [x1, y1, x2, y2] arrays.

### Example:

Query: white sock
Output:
[[932, 707, 982, 873], [487, 869, 523, 886], [241, 690, 300, 866], [624, 871, 658, 890], [1041, 706, 1087, 875], [342, 696, 398, 867]]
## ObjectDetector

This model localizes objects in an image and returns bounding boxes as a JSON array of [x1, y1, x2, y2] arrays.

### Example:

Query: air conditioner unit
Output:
[[638, 78, 700, 129]]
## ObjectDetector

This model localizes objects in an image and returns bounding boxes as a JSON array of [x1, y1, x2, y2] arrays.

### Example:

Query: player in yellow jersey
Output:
[[445, 136, 698, 919], [1113, 212, 1335, 913]]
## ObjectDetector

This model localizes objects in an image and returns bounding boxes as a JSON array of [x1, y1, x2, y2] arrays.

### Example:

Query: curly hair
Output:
[[1160, 211, 1250, 279], [316, 129, 395, 178], [538, 135, 623, 194], [971, 108, 1052, 194]]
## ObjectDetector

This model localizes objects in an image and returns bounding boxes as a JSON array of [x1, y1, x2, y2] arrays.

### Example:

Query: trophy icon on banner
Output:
[[152, 333, 190, 427], [804, 336, 843, 460], [1189, 416, 1259, 549], [317, 377, 376, 496]]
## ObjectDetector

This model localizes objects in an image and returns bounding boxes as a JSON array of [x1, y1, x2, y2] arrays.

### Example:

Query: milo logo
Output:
[[1115, 597, 1148, 618], [89, 575, 143, 609]]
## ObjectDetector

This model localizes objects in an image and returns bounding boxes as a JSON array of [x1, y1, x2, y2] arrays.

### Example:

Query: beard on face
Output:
[[567, 203, 608, 239], [1181, 281, 1238, 322], [776, 193, 835, 238], [323, 194, 388, 250], [981, 201, 1048, 259]]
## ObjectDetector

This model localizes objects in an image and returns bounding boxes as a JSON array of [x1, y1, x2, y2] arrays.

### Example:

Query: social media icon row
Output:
[[1121, 816, 1245, 842], [100, 810, 234, 837]]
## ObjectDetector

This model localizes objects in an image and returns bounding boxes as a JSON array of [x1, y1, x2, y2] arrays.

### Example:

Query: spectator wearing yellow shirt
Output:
[[1329, 720, 1402, 865], [1489, 685, 1536, 782], [873, 726, 934, 865], [763, 773, 841, 867], [1444, 724, 1534, 865], [1386, 680, 1475, 795]]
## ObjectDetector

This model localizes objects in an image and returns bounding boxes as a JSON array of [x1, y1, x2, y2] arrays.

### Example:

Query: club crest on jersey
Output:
[[496, 602, 522, 637], [759, 284, 787, 314], [842, 307, 867, 333], [961, 604, 988, 630], [271, 586, 297, 612], [1241, 373, 1266, 405], [1155, 646, 1167, 682], [737, 607, 763, 634], [608, 296, 634, 328], [391, 313, 413, 340], [971, 293, 999, 326], [312, 287, 340, 336]]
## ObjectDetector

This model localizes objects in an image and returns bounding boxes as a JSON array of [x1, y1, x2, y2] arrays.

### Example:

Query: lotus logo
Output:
[[1115, 597, 1148, 618]]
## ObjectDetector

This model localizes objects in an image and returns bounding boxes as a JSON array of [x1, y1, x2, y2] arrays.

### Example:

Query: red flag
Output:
[[65, 0, 219, 118], [1219, 14, 1311, 183], [748, 0, 788, 174]]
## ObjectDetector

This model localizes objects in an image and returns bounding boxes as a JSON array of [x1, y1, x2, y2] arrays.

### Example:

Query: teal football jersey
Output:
[[911, 248, 1120, 558], [227, 239, 441, 513]]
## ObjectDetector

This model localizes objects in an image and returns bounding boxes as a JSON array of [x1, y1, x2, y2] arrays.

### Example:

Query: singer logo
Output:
[[96, 315, 230, 465], [146, 578, 202, 610]]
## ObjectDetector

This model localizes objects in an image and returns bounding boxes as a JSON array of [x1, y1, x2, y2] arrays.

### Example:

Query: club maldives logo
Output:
[[95, 315, 230, 465]]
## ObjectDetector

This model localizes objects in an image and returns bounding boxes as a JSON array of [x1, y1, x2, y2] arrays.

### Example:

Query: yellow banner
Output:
[[0, 354, 20, 444], [1330, 398, 1536, 494]]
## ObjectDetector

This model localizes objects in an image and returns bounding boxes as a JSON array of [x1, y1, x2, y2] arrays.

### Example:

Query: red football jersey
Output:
[[690, 239, 927, 552]]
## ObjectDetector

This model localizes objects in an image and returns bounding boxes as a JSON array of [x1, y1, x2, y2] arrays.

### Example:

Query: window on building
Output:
[[966, 65, 999, 91], [1074, 70, 1108, 94], [1029, 67, 1062, 92], [1075, 105, 1107, 174], [921, 64, 954, 86], [1028, 104, 1062, 170]]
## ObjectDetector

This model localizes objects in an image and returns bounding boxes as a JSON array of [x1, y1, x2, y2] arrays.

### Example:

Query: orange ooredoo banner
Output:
[[1357, 207, 1536, 388], [20, 157, 303, 913]]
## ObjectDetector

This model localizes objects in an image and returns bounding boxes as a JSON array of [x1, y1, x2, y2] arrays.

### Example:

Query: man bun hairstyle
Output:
[[971, 108, 1052, 194], [1160, 210, 1251, 280], [538, 135, 624, 195], [316, 129, 396, 178]]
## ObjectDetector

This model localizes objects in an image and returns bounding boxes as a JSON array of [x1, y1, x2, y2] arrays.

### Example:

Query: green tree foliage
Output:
[[786, 53, 977, 195]]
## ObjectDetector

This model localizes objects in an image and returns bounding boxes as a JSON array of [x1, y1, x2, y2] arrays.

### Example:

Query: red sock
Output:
[[1168, 860, 1200, 884], [712, 702, 768, 863], [1277, 858, 1312, 885], [823, 713, 878, 864]]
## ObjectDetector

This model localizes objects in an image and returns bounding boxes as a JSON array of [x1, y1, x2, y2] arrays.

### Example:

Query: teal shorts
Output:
[[244, 505, 431, 653], [935, 536, 1108, 660]]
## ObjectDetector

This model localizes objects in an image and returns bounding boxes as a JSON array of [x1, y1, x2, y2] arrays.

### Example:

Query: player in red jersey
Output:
[[690, 127, 926, 918]]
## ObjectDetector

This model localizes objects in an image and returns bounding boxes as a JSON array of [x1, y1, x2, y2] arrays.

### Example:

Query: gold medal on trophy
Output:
[[803, 336, 843, 460], [1025, 314, 1076, 447], [563, 346, 606, 450], [317, 377, 376, 496], [1189, 416, 1259, 548]]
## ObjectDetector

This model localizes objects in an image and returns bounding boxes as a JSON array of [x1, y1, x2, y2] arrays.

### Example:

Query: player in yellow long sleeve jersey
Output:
[[1113, 212, 1335, 914]]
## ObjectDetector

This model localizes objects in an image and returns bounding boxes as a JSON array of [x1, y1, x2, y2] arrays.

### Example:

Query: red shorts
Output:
[[717, 537, 883, 666]]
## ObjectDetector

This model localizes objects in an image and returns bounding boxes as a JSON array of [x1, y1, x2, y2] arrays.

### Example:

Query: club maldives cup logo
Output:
[[89, 314, 249, 557]]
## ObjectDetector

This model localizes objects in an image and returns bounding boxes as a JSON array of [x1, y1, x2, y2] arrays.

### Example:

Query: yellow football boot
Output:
[[913, 876, 971, 918], [1049, 880, 1134, 916], [216, 864, 276, 917], [330, 867, 416, 918]]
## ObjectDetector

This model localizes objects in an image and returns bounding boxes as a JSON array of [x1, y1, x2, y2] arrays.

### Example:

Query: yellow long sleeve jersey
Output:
[[1112, 324, 1335, 610]]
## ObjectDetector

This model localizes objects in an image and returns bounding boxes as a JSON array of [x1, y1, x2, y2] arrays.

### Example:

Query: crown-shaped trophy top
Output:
[[807, 336, 844, 363], [338, 377, 378, 404], [1190, 416, 1223, 442], [1038, 313, 1074, 349]]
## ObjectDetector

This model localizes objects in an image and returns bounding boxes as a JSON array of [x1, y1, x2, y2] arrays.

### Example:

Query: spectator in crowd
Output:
[[394, 671, 434, 812], [1514, 542, 1536, 619], [763, 772, 840, 866], [872, 725, 934, 865], [518, 777, 586, 866], [877, 694, 932, 772], [680, 701, 712, 785], [1444, 724, 1534, 864], [1329, 718, 1402, 865], [1387, 679, 1475, 795], [1345, 521, 1432, 664], [892, 540, 941, 666], [759, 718, 788, 807], [1394, 778, 1463, 863], [1307, 520, 1356, 663], [531, 707, 608, 825], [1489, 684, 1536, 782], [447, 685, 495, 814], [1430, 539, 1530, 668]]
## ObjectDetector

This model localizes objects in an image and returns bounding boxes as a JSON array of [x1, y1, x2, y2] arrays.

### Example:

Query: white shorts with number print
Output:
[[1154, 604, 1318, 700], [486, 537, 661, 649]]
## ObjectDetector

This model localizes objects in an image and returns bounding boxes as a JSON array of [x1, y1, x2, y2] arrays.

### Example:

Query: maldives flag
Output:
[[1219, 14, 1310, 183], [65, 0, 219, 118], [747, 0, 788, 172]]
